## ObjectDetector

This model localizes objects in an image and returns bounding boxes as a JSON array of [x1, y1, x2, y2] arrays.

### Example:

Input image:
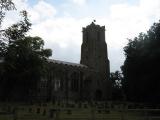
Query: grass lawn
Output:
[[0, 102, 160, 120]]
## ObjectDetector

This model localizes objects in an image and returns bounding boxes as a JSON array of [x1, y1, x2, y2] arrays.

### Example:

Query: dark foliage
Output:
[[0, 11, 52, 101], [110, 71, 124, 101], [121, 20, 160, 103], [0, 0, 15, 26]]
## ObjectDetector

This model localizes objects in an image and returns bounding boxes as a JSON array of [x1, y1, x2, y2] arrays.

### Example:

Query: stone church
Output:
[[37, 22, 111, 102]]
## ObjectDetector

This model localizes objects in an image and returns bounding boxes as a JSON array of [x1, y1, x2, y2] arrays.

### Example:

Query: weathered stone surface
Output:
[[37, 22, 111, 102]]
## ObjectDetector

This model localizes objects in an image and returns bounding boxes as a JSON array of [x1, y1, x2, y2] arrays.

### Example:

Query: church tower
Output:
[[80, 21, 110, 81]]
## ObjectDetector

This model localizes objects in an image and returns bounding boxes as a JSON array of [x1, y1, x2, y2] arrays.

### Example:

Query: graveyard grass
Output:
[[0, 101, 160, 120]]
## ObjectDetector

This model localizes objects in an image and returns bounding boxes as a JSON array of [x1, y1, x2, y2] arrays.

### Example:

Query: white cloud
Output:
[[140, 0, 160, 19], [28, 1, 57, 23], [105, 0, 160, 71], [29, 17, 91, 63], [70, 0, 88, 5], [1, 0, 28, 28], [2, 0, 160, 72], [13, 0, 28, 10]]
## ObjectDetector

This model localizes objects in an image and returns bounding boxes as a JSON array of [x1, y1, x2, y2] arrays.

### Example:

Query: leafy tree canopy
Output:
[[121, 20, 160, 103], [0, 0, 15, 26], [110, 71, 124, 101], [0, 10, 52, 101]]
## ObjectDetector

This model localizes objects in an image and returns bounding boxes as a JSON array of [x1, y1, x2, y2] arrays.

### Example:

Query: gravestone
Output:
[[78, 102, 82, 108], [84, 104, 88, 108], [61, 103, 64, 108], [13, 108, 17, 120], [7, 106, 11, 112], [67, 109, 72, 115], [91, 109, 95, 120], [43, 109, 46, 116], [37, 108, 40, 114], [57, 101, 60, 106], [105, 102, 109, 109], [28, 108, 32, 113], [98, 109, 102, 114], [49, 109, 57, 118], [105, 109, 110, 114]]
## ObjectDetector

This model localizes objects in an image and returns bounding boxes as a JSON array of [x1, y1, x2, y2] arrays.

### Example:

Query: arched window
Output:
[[71, 72, 79, 92], [54, 78, 60, 91]]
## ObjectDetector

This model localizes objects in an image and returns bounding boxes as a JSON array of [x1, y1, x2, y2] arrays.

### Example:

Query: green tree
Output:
[[0, 11, 52, 101], [121, 20, 160, 103], [0, 0, 15, 26], [0, 0, 15, 100], [0, 0, 15, 57], [110, 71, 123, 101]]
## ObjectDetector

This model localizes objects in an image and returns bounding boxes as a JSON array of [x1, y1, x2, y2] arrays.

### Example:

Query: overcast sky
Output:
[[2, 0, 160, 72]]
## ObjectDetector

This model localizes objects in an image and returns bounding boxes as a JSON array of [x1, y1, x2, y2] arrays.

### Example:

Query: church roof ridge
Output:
[[48, 59, 88, 68]]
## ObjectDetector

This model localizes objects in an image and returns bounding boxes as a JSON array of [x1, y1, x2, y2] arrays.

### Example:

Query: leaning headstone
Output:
[[57, 101, 60, 106], [98, 109, 101, 114], [43, 109, 46, 116], [21, 107, 24, 111], [52, 100, 55, 105], [29, 108, 32, 113], [71, 103, 75, 108], [37, 108, 40, 114], [105, 102, 109, 109], [2, 107, 5, 111], [84, 104, 88, 108], [49, 109, 54, 118], [95, 101, 98, 106], [67, 109, 72, 115], [7, 106, 11, 112], [61, 103, 64, 108], [105, 109, 110, 114], [111, 104, 114, 109], [91, 109, 95, 120], [49, 109, 56, 118], [38, 103, 41, 106], [13, 108, 17, 120], [89, 101, 93, 107], [78, 102, 82, 108], [12, 108, 16, 114]]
